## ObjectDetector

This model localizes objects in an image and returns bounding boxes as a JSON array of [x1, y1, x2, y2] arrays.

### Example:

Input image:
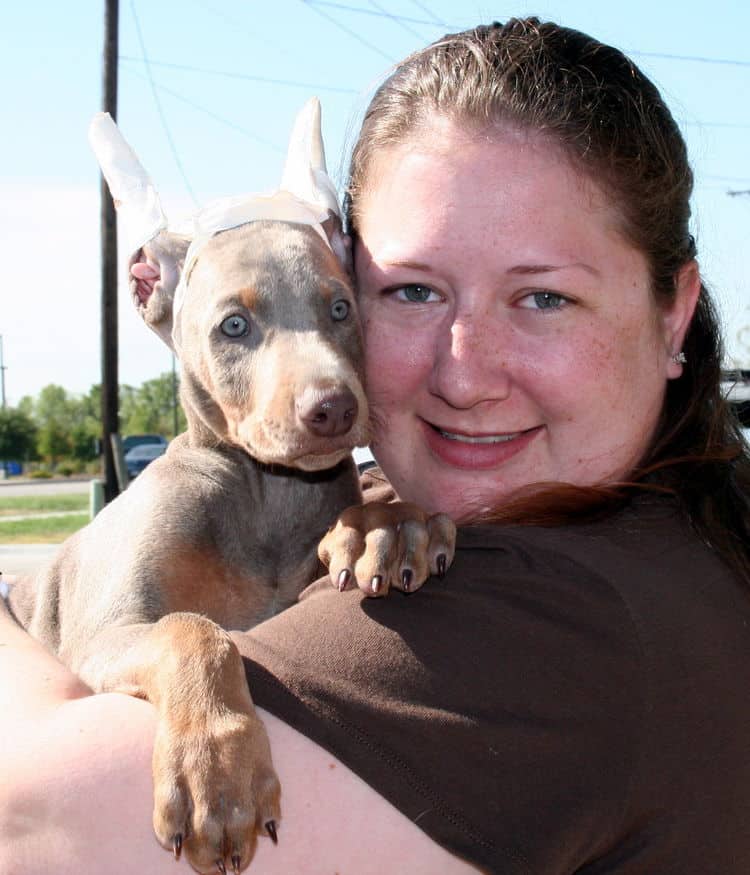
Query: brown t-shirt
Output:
[[234, 473, 750, 873]]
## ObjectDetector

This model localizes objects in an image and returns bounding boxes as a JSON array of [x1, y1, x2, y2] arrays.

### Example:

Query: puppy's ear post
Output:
[[321, 211, 353, 276], [89, 112, 187, 350]]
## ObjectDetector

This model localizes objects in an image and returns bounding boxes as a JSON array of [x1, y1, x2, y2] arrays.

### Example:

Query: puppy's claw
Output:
[[266, 820, 278, 845], [338, 569, 351, 592], [437, 553, 447, 577], [371, 575, 382, 594], [401, 568, 413, 592], [232, 854, 242, 874], [216, 860, 227, 874], [172, 833, 182, 861]]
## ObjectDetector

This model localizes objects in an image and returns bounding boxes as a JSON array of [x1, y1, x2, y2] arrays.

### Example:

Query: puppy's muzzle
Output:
[[296, 386, 358, 438]]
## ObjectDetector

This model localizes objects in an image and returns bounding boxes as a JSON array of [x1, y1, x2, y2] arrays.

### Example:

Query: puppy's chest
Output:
[[162, 508, 326, 631]]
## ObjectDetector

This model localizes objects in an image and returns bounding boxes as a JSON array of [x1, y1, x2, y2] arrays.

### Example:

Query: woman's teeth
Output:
[[438, 430, 520, 444]]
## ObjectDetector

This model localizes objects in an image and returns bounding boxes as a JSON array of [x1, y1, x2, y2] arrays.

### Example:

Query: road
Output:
[[0, 478, 93, 498], [0, 478, 93, 576], [0, 544, 60, 577]]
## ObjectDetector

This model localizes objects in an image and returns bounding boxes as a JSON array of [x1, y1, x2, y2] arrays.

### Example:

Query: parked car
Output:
[[722, 370, 750, 427], [125, 443, 167, 479], [122, 433, 169, 454]]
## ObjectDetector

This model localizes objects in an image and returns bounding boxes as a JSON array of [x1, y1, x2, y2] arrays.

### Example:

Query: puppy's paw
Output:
[[152, 708, 281, 873], [318, 501, 456, 597]]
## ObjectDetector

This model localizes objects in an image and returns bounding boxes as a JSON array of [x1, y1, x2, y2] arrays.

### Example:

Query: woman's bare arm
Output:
[[0, 599, 480, 874]]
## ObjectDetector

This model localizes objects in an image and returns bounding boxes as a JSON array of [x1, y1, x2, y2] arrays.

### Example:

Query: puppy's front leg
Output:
[[75, 613, 281, 873]]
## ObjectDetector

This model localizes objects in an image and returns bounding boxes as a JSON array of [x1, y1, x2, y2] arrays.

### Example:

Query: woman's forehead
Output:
[[356, 123, 624, 257]]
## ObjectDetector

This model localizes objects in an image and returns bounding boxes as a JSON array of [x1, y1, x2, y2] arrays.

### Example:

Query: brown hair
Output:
[[345, 18, 750, 584]]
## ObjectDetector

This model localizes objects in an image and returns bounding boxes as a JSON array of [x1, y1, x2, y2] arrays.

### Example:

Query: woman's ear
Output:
[[664, 260, 702, 380]]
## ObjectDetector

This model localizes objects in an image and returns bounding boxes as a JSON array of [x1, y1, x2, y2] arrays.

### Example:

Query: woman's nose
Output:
[[429, 314, 513, 409]]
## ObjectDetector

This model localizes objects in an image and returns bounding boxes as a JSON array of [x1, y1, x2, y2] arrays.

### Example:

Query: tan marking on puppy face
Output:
[[235, 286, 259, 311]]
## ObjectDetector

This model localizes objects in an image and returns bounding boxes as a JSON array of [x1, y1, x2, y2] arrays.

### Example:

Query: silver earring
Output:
[[671, 351, 687, 364]]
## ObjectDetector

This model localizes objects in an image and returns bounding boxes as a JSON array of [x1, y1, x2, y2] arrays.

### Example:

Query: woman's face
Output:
[[354, 119, 697, 519]]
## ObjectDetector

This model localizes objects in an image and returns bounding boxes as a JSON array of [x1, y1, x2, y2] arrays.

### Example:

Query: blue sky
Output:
[[2, 0, 749, 405]]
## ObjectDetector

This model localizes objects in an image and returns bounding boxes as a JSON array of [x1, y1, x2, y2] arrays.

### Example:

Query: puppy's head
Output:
[[150, 220, 368, 470]]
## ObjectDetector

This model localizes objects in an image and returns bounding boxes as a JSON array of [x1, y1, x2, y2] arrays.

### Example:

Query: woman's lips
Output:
[[420, 419, 542, 469]]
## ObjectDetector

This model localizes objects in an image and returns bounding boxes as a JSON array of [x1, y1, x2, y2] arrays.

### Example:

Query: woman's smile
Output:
[[420, 419, 544, 470]]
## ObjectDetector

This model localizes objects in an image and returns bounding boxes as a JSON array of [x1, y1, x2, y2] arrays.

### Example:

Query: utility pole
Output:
[[171, 354, 179, 438], [100, 0, 119, 503], [0, 334, 6, 409]]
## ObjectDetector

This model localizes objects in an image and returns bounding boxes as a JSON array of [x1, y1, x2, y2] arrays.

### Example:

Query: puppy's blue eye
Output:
[[220, 315, 249, 337], [331, 299, 350, 321]]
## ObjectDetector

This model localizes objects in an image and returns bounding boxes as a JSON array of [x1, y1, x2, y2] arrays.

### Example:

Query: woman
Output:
[[3, 18, 750, 874]]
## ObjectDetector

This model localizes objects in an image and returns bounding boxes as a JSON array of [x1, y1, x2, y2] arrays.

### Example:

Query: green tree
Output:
[[69, 384, 103, 462], [32, 384, 75, 466], [0, 407, 38, 461], [121, 371, 185, 438]]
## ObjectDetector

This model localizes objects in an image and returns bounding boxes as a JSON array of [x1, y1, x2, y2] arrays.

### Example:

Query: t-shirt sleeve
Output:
[[233, 527, 644, 874]]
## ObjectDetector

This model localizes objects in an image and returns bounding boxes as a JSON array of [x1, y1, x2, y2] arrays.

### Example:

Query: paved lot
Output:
[[0, 544, 59, 578], [0, 478, 93, 498], [0, 479, 91, 577]]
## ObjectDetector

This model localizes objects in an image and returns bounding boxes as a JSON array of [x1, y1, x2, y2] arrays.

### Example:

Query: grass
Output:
[[0, 494, 90, 543], [0, 494, 89, 518], [0, 513, 89, 544]]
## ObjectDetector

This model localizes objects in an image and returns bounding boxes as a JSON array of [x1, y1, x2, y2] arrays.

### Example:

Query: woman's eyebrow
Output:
[[507, 262, 601, 277], [378, 259, 434, 272]]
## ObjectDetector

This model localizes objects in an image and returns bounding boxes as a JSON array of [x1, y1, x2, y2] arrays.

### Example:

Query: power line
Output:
[[307, 0, 450, 26], [366, 0, 428, 39], [119, 55, 749, 133], [129, 0, 200, 207], [681, 119, 750, 130], [122, 66, 285, 154], [118, 55, 358, 94], [630, 49, 750, 69], [704, 174, 750, 184], [298, 5, 750, 70], [187, 0, 298, 65], [299, 0, 397, 62], [407, 0, 448, 26]]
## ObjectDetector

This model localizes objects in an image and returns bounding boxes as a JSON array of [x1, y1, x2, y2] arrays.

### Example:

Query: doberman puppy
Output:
[[6, 102, 455, 873]]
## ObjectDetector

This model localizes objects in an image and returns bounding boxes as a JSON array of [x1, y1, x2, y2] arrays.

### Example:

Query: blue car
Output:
[[124, 443, 167, 479]]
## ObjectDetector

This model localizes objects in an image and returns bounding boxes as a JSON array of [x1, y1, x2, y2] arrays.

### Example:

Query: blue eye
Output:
[[220, 314, 250, 337], [394, 285, 438, 303], [518, 292, 569, 311], [331, 299, 350, 321]]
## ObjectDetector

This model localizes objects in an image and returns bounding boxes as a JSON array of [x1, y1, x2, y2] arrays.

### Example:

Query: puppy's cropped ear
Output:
[[321, 210, 352, 276], [129, 231, 191, 351]]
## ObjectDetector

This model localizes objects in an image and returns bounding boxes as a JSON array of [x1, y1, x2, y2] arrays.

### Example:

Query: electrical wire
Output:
[[366, 0, 429, 38], [299, 0, 397, 62], [122, 66, 285, 154], [118, 55, 358, 94], [630, 49, 750, 68], [307, 0, 450, 26], [406, 0, 448, 26], [129, 0, 201, 207]]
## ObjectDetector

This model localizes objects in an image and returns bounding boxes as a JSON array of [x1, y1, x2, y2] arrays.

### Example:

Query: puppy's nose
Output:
[[296, 387, 358, 437]]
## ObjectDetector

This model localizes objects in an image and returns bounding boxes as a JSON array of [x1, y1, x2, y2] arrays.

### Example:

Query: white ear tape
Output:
[[88, 99, 343, 355], [89, 98, 341, 264], [281, 97, 341, 219], [88, 112, 168, 256]]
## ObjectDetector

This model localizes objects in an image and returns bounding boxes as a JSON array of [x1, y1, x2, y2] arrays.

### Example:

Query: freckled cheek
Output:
[[362, 314, 434, 403]]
